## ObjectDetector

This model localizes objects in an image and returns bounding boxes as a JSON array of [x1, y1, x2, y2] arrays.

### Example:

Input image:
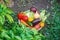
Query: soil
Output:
[[10, 0, 51, 13]]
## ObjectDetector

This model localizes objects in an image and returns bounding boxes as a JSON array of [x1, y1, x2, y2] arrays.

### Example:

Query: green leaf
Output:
[[0, 4, 13, 14], [34, 35, 41, 40], [6, 8, 14, 14], [31, 28, 38, 35], [8, 30, 15, 39], [0, 39, 3, 40], [4, 0, 10, 3], [46, 20, 50, 24], [15, 36, 22, 40], [0, 8, 2, 13], [0, 4, 7, 10], [1, 32, 11, 39], [5, 14, 14, 23], [26, 32, 33, 40], [40, 10, 46, 19], [0, 26, 3, 31], [20, 34, 26, 40], [0, 15, 5, 25], [42, 13, 50, 22]]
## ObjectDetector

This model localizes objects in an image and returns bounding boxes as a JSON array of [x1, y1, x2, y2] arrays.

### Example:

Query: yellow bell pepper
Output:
[[40, 22, 45, 28], [28, 17, 34, 22]]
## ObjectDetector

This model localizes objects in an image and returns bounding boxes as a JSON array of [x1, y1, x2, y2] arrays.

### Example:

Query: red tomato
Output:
[[17, 13, 24, 19], [34, 24, 40, 30], [22, 16, 28, 21]]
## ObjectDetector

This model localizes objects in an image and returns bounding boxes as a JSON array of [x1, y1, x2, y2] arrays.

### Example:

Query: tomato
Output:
[[17, 13, 24, 19], [34, 24, 40, 29], [22, 16, 28, 21]]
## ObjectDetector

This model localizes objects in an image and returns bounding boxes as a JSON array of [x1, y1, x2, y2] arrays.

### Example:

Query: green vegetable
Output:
[[40, 10, 50, 22], [24, 10, 34, 18], [42, 13, 50, 22], [40, 10, 46, 19]]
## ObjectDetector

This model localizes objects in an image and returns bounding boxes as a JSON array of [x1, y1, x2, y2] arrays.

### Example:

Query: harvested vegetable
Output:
[[34, 24, 40, 30], [34, 11, 40, 19], [17, 13, 24, 20], [40, 10, 46, 19], [32, 18, 41, 26], [42, 13, 50, 22], [22, 16, 28, 21], [28, 17, 34, 22], [40, 22, 45, 28], [21, 20, 30, 27], [30, 7, 37, 13], [18, 7, 50, 30], [25, 10, 34, 18]]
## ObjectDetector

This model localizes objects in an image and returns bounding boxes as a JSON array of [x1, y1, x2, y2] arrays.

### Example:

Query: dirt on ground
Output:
[[10, 0, 51, 13], [0, 0, 51, 13]]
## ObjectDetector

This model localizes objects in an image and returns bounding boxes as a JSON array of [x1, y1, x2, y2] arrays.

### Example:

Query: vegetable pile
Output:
[[17, 7, 50, 30]]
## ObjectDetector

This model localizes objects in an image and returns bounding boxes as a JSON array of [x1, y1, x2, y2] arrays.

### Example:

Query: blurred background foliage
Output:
[[39, 0, 60, 40]]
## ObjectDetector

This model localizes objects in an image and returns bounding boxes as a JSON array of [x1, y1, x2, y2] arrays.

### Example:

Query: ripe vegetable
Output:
[[30, 7, 37, 13], [40, 22, 44, 28], [21, 20, 30, 27], [34, 12, 40, 19], [24, 10, 34, 18], [22, 16, 28, 21], [17, 13, 24, 19], [32, 18, 41, 26], [28, 17, 34, 22], [40, 10, 46, 19], [34, 24, 40, 29]]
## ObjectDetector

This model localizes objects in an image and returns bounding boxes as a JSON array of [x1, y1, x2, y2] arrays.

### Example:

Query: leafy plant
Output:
[[39, 0, 60, 40], [0, 22, 46, 40], [0, 3, 14, 26]]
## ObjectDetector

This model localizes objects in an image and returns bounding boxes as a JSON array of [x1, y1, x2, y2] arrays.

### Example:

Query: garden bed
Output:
[[0, 0, 60, 40]]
